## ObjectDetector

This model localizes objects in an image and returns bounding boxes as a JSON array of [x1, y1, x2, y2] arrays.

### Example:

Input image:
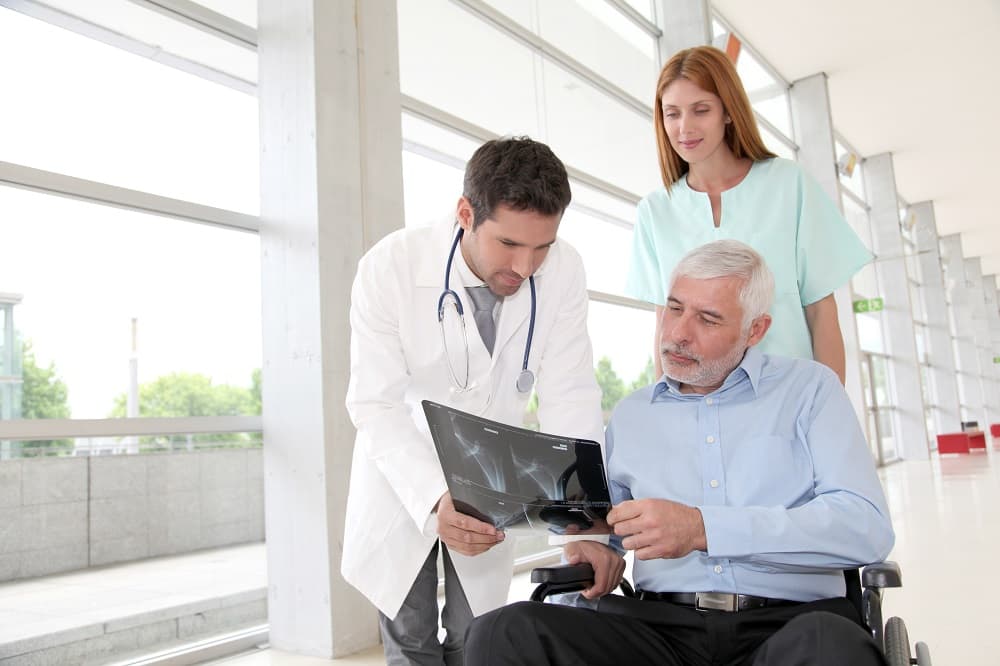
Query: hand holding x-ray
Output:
[[436, 490, 506, 556]]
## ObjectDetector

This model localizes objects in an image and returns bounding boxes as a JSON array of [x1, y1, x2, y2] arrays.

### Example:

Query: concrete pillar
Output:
[[788, 72, 866, 425], [258, 0, 403, 656], [862, 153, 928, 460], [653, 0, 711, 62], [911, 202, 960, 444], [940, 234, 984, 429]]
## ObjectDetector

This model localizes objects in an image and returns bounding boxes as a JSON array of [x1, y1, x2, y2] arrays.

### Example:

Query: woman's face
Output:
[[660, 77, 730, 167]]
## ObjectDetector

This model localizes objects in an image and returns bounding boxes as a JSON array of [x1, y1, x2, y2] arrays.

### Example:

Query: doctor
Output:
[[342, 137, 604, 666]]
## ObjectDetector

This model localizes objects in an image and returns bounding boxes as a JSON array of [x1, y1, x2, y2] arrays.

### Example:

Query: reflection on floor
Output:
[[878, 451, 1000, 665], [218, 448, 1000, 665]]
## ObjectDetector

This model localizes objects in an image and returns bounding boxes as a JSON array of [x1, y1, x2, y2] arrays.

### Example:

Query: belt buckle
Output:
[[695, 592, 738, 612]]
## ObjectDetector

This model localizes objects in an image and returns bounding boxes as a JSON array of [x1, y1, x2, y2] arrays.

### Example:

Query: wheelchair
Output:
[[531, 561, 931, 666]]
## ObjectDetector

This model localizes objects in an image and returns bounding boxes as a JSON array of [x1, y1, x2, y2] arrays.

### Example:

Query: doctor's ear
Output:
[[456, 197, 475, 231]]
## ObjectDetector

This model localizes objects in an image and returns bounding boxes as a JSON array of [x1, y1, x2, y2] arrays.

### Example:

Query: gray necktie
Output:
[[466, 285, 498, 355]]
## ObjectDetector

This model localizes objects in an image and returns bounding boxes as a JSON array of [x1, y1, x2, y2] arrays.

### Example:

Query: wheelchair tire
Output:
[[883, 617, 912, 666], [914, 641, 932, 665]]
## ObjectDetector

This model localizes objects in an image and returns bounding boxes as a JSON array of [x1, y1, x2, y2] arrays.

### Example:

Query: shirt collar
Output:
[[651, 346, 764, 401]]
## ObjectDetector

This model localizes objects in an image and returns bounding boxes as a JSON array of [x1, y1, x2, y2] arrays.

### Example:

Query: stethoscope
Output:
[[437, 227, 536, 394]]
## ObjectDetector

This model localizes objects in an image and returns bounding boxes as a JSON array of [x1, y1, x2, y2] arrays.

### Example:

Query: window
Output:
[[0, 6, 259, 214], [0, 186, 262, 422]]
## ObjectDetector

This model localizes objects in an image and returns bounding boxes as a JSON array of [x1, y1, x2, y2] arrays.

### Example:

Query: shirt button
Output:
[[709, 479, 719, 488], [706, 398, 713, 405], [714, 565, 723, 574], [706, 435, 715, 444]]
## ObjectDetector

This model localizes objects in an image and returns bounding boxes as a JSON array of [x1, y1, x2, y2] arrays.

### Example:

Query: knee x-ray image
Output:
[[422, 400, 612, 535]]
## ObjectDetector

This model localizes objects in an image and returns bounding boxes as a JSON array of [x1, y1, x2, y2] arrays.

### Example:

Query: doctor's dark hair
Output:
[[668, 240, 774, 332], [463, 137, 572, 229]]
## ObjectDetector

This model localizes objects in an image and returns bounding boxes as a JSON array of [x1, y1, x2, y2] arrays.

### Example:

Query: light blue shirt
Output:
[[625, 158, 872, 361], [606, 347, 894, 602]]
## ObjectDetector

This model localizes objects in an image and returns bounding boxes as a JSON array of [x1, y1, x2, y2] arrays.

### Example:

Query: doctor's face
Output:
[[456, 198, 560, 298]]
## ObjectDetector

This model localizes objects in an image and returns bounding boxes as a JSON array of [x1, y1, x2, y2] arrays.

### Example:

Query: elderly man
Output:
[[464, 240, 894, 666]]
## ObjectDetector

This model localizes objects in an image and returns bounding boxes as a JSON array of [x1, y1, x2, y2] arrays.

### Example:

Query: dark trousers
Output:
[[379, 541, 473, 666], [464, 595, 886, 666]]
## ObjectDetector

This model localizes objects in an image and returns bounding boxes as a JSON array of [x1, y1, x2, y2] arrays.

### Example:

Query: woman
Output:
[[627, 46, 870, 383]]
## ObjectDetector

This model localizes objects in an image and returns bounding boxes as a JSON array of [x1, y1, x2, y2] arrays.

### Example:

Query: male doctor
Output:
[[342, 137, 604, 666]]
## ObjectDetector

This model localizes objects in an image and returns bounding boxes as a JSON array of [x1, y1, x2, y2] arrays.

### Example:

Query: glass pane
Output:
[[26, 1, 256, 82], [736, 50, 791, 138], [914, 326, 928, 363], [398, 0, 542, 138], [402, 113, 481, 162], [712, 19, 726, 40], [537, 0, 658, 102], [752, 93, 792, 141], [0, 7, 259, 214], [877, 408, 898, 461], [193, 0, 257, 28], [543, 60, 660, 196], [835, 140, 865, 200], [865, 408, 880, 463], [588, 302, 656, 421], [0, 306, 8, 375], [856, 311, 885, 354], [558, 212, 632, 298], [841, 195, 872, 249], [482, 0, 535, 27], [871, 355, 892, 406], [623, 0, 654, 21], [0, 186, 262, 420], [401, 150, 465, 228], [758, 124, 795, 161]]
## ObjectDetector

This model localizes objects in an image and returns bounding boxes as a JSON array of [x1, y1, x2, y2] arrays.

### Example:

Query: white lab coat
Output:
[[342, 218, 604, 619]]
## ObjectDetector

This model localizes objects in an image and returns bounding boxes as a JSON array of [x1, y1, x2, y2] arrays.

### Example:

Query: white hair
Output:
[[668, 240, 775, 330]]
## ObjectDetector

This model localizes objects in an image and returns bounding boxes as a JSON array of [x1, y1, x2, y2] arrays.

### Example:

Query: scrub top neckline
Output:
[[677, 158, 763, 199]]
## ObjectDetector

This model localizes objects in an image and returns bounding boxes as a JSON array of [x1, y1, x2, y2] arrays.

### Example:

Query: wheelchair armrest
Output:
[[529, 563, 595, 602], [530, 563, 595, 585], [862, 561, 901, 589]]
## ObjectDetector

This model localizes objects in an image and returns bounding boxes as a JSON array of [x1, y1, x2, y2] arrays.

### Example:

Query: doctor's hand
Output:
[[608, 499, 707, 561], [436, 492, 505, 557], [564, 540, 625, 599]]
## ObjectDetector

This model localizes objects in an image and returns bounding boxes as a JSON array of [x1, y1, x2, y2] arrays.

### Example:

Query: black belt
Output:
[[637, 590, 800, 612]]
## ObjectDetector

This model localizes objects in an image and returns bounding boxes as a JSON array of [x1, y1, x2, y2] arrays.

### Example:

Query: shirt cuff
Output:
[[698, 505, 752, 558], [422, 511, 439, 539]]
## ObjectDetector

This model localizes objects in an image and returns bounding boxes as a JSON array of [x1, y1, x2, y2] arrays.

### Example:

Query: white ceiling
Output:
[[713, 0, 1000, 280]]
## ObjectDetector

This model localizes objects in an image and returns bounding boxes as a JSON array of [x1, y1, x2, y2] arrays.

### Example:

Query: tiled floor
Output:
[[3, 450, 997, 665]]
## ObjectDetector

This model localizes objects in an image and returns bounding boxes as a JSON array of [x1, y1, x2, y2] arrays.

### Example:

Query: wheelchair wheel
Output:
[[914, 641, 932, 665], [883, 617, 912, 666]]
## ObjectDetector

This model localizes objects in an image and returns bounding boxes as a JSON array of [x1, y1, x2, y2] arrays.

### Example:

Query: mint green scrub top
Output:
[[625, 157, 872, 361]]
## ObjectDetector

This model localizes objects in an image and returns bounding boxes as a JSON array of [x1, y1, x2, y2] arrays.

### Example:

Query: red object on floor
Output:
[[990, 424, 1000, 438], [968, 432, 987, 449], [937, 432, 970, 454]]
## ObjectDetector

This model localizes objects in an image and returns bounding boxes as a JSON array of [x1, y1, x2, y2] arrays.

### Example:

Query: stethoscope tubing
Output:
[[439, 227, 535, 393]]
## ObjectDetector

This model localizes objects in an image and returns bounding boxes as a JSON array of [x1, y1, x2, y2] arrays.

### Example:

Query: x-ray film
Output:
[[422, 400, 612, 535]]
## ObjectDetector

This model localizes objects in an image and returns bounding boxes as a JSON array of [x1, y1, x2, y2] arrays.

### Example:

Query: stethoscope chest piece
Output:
[[515, 369, 535, 394]]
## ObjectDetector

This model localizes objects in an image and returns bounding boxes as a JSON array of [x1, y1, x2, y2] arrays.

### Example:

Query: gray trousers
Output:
[[378, 540, 474, 666]]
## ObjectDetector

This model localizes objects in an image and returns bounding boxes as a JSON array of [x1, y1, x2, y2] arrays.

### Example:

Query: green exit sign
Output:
[[853, 298, 885, 314], [993, 357, 1000, 364]]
